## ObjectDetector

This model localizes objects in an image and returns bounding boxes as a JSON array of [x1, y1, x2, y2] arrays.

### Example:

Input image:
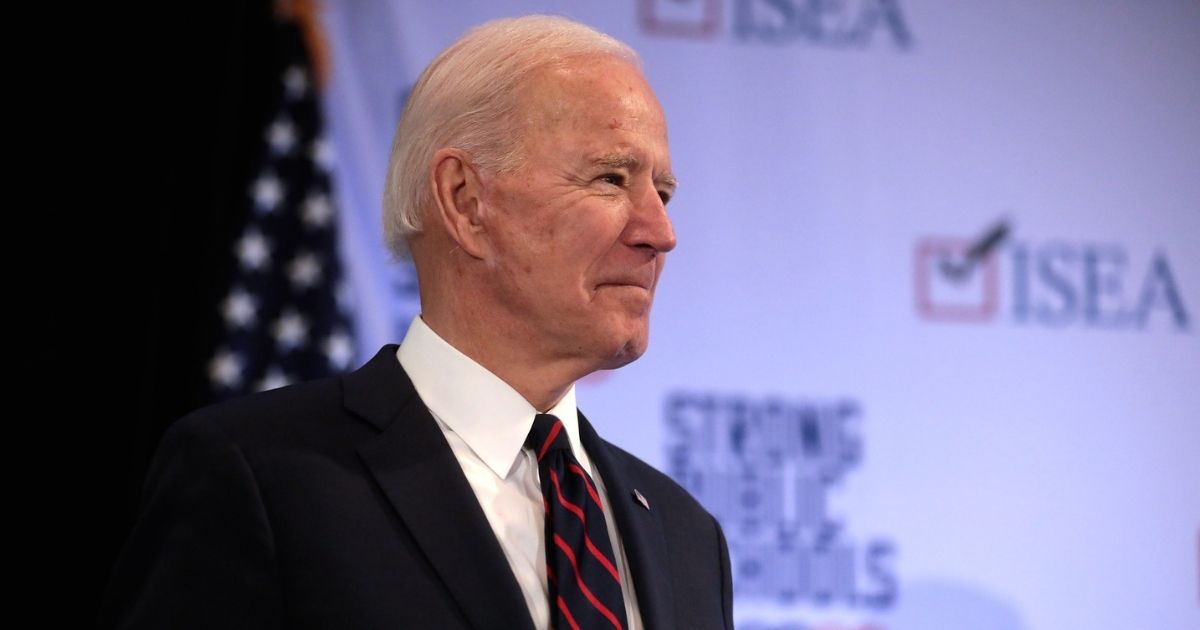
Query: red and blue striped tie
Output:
[[528, 413, 629, 630]]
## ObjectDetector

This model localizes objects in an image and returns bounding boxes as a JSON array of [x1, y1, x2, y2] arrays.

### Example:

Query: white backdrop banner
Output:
[[320, 2, 1200, 628]]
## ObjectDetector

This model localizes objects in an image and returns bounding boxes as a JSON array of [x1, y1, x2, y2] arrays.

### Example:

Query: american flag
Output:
[[207, 16, 354, 399]]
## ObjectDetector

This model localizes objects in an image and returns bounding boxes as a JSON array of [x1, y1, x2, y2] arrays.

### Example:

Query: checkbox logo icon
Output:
[[637, 0, 722, 38], [914, 236, 1001, 322]]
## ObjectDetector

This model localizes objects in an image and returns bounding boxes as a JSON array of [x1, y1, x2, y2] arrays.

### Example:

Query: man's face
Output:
[[478, 55, 677, 373]]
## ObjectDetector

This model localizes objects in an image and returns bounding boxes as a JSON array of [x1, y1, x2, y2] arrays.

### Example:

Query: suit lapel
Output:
[[344, 346, 536, 630], [579, 412, 677, 630]]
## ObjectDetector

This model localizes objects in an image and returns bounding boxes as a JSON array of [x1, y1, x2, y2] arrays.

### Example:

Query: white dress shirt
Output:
[[396, 316, 643, 630]]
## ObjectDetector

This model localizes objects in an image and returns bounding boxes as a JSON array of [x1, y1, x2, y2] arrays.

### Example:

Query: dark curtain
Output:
[[62, 0, 282, 615]]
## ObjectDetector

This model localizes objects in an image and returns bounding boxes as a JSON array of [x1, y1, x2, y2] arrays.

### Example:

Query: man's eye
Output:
[[658, 190, 672, 205], [599, 173, 626, 186]]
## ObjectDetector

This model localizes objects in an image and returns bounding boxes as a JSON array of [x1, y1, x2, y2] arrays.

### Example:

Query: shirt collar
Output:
[[396, 316, 584, 479]]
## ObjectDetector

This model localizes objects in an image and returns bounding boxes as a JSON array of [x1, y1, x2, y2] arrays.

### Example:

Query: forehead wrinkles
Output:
[[521, 58, 659, 134]]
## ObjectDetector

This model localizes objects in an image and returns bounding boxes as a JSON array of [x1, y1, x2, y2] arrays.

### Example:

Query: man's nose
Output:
[[628, 185, 677, 254]]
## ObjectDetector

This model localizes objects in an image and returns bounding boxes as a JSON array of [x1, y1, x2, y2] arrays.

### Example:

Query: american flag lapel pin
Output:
[[632, 489, 650, 511]]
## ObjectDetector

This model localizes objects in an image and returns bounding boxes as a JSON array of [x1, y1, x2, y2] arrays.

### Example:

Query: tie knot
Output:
[[527, 413, 570, 461]]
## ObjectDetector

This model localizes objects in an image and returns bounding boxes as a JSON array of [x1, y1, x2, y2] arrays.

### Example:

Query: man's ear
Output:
[[429, 148, 491, 259]]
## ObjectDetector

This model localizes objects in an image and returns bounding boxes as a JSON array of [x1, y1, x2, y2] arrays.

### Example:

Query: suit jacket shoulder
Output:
[[104, 346, 534, 630]]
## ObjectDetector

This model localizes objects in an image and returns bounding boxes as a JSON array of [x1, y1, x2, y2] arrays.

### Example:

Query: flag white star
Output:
[[222, 288, 258, 328], [283, 65, 308, 99], [310, 136, 335, 170], [236, 230, 272, 271], [208, 349, 243, 388], [301, 193, 333, 228], [267, 117, 297, 155], [288, 252, 323, 290], [251, 173, 284, 213], [272, 310, 309, 352], [324, 330, 354, 370], [256, 366, 292, 392]]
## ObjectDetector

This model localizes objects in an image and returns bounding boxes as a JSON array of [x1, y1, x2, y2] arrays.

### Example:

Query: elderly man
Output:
[[105, 15, 732, 630]]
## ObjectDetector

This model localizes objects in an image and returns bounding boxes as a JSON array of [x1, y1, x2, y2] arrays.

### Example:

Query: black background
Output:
[[42, 0, 283, 618]]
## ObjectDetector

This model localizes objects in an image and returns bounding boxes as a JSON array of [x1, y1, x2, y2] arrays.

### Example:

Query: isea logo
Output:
[[638, 0, 913, 49], [914, 221, 1191, 330]]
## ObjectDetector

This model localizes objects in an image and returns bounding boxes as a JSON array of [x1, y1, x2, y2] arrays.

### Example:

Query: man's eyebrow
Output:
[[591, 153, 639, 170], [656, 172, 678, 191]]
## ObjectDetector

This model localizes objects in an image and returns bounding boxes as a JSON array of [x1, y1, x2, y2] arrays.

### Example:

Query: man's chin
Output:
[[597, 334, 649, 371]]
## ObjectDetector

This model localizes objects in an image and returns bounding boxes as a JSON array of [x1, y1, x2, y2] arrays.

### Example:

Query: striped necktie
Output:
[[527, 413, 629, 630]]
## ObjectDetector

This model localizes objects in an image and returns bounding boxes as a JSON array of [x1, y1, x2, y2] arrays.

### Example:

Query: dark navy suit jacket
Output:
[[103, 345, 733, 629]]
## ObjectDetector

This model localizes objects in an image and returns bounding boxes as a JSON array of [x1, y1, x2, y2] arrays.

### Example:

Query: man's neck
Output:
[[417, 312, 582, 411]]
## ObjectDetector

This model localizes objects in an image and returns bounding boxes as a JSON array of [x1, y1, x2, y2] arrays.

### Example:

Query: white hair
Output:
[[381, 15, 641, 259]]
